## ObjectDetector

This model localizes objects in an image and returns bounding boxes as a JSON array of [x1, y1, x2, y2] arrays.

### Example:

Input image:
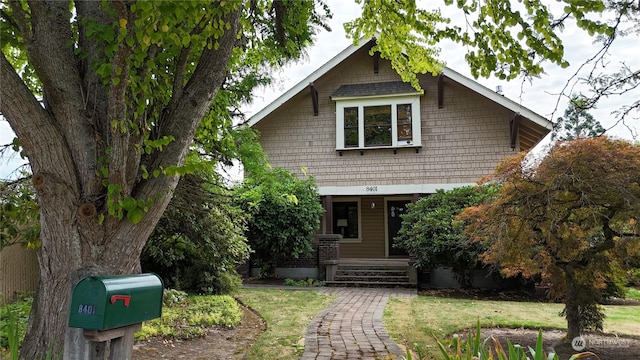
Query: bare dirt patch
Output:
[[132, 304, 265, 360]]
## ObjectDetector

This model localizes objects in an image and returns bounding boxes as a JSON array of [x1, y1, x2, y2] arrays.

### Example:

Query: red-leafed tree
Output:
[[460, 137, 640, 340]]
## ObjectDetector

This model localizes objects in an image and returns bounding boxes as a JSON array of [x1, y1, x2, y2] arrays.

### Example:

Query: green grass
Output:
[[625, 287, 640, 300], [383, 295, 640, 358], [4, 287, 638, 359], [235, 288, 337, 360]]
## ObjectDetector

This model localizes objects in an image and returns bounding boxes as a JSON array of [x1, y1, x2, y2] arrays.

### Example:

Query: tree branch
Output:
[[170, 13, 210, 105], [113, 5, 243, 262], [7, 0, 31, 42], [106, 1, 135, 196], [23, 0, 100, 199]]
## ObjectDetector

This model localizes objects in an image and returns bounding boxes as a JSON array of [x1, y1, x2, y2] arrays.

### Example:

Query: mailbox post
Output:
[[67, 273, 163, 360]]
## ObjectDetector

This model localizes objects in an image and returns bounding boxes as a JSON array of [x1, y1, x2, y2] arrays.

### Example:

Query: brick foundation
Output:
[[317, 234, 341, 281], [243, 235, 342, 280]]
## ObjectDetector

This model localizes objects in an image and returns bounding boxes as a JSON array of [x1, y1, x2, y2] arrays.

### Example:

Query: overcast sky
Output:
[[2, 0, 638, 179]]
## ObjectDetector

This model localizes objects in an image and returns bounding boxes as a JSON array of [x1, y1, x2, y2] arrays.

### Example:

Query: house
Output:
[[247, 39, 551, 286]]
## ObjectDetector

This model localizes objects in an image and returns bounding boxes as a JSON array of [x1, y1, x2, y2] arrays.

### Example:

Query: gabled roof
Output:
[[248, 38, 552, 131]]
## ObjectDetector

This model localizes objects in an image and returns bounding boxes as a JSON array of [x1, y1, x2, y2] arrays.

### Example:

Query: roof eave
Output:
[[441, 68, 553, 130], [248, 39, 372, 127], [331, 92, 423, 101], [248, 39, 553, 132]]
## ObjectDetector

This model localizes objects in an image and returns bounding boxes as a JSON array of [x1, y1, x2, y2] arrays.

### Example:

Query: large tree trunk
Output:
[[563, 266, 582, 341], [0, 1, 242, 358], [21, 178, 172, 358]]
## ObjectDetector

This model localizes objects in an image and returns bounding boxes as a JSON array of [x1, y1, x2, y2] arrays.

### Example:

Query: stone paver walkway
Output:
[[300, 287, 416, 360]]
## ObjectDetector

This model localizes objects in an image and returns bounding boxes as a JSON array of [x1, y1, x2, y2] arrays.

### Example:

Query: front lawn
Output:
[[626, 287, 640, 300], [3, 287, 638, 359], [383, 295, 640, 358], [235, 288, 337, 360]]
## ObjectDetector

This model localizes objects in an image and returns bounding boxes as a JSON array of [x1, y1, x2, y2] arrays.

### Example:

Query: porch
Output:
[[245, 235, 417, 288]]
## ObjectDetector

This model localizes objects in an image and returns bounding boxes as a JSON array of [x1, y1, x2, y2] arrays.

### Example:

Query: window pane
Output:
[[344, 107, 359, 147], [332, 202, 358, 239], [364, 105, 391, 147], [397, 104, 413, 141], [344, 128, 358, 148]]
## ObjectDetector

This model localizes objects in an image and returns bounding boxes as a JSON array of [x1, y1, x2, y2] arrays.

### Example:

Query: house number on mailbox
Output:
[[78, 304, 96, 315]]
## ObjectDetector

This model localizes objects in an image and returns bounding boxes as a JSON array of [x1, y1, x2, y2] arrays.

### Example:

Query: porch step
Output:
[[324, 281, 415, 288], [326, 263, 415, 288], [334, 275, 409, 283]]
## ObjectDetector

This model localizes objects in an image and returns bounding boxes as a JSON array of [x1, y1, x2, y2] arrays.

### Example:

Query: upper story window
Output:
[[332, 82, 422, 151]]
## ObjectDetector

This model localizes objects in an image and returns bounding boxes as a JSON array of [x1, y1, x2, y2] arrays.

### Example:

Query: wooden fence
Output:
[[0, 245, 39, 304]]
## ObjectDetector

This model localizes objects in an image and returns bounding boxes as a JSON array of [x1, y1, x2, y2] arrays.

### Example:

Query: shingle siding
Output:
[[255, 43, 515, 189]]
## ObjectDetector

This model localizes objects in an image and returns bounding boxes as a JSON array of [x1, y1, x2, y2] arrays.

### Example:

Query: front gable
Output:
[[249, 39, 552, 193]]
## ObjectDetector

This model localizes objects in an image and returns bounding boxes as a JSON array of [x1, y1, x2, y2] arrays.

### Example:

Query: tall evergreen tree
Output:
[[552, 94, 606, 141]]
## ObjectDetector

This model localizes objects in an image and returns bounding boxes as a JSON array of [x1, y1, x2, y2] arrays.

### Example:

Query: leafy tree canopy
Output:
[[345, 0, 639, 130], [346, 0, 623, 84], [460, 137, 640, 339], [0, 1, 330, 357]]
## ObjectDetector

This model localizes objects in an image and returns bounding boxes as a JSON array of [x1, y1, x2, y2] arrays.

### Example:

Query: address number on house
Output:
[[365, 186, 378, 193]]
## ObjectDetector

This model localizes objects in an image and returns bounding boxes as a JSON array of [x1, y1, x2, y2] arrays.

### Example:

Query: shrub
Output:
[[162, 289, 188, 307], [135, 294, 243, 341], [142, 172, 250, 294], [284, 278, 325, 287], [236, 167, 324, 277], [395, 185, 499, 287], [628, 268, 640, 287]]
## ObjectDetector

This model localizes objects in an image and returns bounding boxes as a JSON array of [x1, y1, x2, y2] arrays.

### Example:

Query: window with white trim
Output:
[[332, 200, 361, 243], [335, 95, 422, 150]]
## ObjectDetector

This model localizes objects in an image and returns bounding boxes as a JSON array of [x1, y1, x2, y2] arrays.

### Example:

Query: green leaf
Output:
[[121, 197, 137, 211], [181, 34, 190, 47], [127, 208, 144, 224], [141, 165, 149, 180]]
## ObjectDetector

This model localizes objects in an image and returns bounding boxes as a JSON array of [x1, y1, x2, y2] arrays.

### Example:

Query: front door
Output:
[[387, 200, 410, 256]]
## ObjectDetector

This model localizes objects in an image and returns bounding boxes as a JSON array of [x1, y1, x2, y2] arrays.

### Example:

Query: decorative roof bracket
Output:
[[438, 74, 444, 109], [510, 113, 521, 150], [309, 83, 319, 116], [373, 51, 380, 74]]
